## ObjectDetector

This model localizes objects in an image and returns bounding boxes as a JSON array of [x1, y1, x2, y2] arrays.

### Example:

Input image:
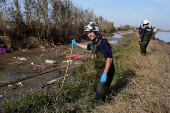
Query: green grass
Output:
[[1, 32, 155, 112]]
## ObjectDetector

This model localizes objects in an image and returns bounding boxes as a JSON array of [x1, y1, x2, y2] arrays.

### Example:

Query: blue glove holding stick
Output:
[[101, 74, 107, 84], [72, 40, 77, 46]]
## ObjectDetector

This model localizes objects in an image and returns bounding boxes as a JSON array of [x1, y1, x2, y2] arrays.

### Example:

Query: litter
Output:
[[0, 48, 6, 53], [66, 54, 83, 59], [45, 60, 56, 64], [17, 82, 23, 86], [40, 46, 45, 50], [17, 57, 29, 61], [62, 60, 73, 64], [66, 60, 73, 63], [62, 52, 66, 54], [21, 49, 27, 51], [56, 42, 62, 45], [0, 95, 3, 97]]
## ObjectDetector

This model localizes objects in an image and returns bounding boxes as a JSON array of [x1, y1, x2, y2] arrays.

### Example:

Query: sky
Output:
[[71, 0, 170, 30]]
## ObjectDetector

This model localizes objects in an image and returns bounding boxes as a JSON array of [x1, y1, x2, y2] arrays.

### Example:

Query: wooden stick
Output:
[[37, 73, 71, 88]]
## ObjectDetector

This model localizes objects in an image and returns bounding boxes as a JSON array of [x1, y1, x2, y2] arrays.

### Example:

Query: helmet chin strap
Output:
[[92, 36, 97, 42], [92, 32, 100, 42]]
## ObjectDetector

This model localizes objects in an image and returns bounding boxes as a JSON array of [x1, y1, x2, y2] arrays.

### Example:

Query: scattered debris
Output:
[[31, 62, 34, 65], [56, 42, 62, 45], [45, 60, 56, 64], [62, 60, 73, 64], [17, 57, 29, 61], [0, 48, 6, 53], [40, 46, 45, 50], [66, 54, 84, 59]]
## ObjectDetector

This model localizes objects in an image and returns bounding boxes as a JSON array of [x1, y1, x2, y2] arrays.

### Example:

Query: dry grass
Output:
[[94, 39, 170, 113]]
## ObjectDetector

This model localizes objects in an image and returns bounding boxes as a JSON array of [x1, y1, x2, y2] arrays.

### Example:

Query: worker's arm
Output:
[[77, 44, 87, 49], [103, 58, 113, 75], [72, 40, 87, 49]]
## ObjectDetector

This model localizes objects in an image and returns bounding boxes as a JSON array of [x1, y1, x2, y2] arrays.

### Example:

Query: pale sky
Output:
[[71, 0, 170, 30]]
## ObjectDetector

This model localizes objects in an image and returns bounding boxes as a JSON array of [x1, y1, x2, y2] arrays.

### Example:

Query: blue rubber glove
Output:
[[72, 40, 77, 46], [101, 74, 107, 84]]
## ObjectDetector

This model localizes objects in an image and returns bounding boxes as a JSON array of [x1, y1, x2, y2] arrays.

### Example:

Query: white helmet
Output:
[[141, 20, 149, 25], [84, 22, 100, 33]]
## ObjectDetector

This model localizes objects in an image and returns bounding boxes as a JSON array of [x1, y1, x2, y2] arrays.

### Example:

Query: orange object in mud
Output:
[[56, 42, 62, 45], [71, 54, 77, 57], [66, 54, 84, 59], [66, 56, 70, 58]]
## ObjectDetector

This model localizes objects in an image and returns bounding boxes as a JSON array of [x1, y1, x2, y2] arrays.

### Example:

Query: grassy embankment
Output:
[[0, 32, 169, 112]]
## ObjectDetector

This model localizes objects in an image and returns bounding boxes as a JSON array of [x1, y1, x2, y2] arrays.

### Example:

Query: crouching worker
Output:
[[138, 20, 152, 55], [72, 22, 115, 106]]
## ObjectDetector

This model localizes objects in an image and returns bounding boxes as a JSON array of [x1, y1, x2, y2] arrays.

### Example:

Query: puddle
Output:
[[0, 34, 125, 101], [0, 34, 124, 83], [113, 33, 123, 38], [0, 45, 91, 82]]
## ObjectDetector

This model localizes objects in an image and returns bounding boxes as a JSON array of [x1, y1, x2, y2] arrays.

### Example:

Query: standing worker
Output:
[[72, 22, 115, 106], [138, 20, 152, 55], [138, 25, 142, 36], [152, 27, 157, 39]]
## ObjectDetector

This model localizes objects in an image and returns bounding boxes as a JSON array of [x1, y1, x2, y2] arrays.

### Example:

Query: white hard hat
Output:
[[84, 22, 100, 33], [141, 20, 149, 25]]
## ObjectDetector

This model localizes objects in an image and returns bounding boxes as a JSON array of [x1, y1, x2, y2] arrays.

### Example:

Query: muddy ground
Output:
[[0, 42, 92, 102]]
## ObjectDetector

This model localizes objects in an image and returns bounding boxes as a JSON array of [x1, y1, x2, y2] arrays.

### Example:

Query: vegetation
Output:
[[117, 25, 136, 31], [1, 32, 169, 112], [0, 0, 115, 49]]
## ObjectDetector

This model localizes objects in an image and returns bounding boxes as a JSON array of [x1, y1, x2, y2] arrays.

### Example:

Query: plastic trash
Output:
[[55, 52, 58, 54], [56, 42, 62, 45], [17, 82, 23, 86], [0, 95, 3, 97], [31, 62, 34, 65], [62, 61, 67, 63], [62, 60, 73, 64], [41, 46, 45, 50], [66, 60, 73, 63], [62, 52, 66, 54], [0, 48, 6, 53], [45, 60, 56, 64], [21, 49, 27, 51], [17, 57, 29, 61]]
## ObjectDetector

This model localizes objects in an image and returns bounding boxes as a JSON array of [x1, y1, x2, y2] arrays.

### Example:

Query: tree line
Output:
[[0, 0, 116, 46]]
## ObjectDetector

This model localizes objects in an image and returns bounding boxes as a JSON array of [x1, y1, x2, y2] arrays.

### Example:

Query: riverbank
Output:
[[0, 32, 170, 112]]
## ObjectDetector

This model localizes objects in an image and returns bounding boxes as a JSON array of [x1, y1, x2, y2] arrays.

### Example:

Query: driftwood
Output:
[[0, 65, 68, 87], [37, 73, 71, 88]]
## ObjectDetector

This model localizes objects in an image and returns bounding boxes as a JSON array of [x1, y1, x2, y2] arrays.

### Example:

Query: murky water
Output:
[[0, 33, 123, 83], [0, 33, 124, 101], [0, 45, 91, 82]]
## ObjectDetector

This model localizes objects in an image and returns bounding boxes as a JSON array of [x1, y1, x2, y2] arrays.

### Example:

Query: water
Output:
[[0, 45, 90, 82], [156, 32, 170, 42], [113, 33, 124, 38]]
